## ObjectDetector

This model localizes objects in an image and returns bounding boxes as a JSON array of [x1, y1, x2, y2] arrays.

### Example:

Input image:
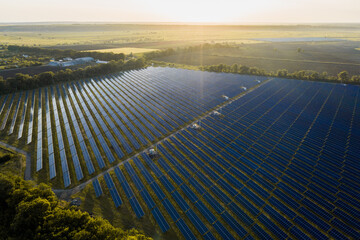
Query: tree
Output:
[[351, 75, 360, 83], [0, 173, 151, 240], [231, 64, 238, 73], [277, 69, 288, 78], [338, 71, 349, 83]]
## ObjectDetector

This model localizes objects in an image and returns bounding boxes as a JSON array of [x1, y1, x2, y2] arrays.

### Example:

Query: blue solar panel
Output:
[[129, 197, 145, 218], [194, 200, 216, 224], [162, 198, 180, 221], [0, 93, 15, 130], [180, 184, 198, 203], [202, 193, 224, 214], [175, 219, 197, 240], [185, 209, 209, 235], [258, 214, 287, 240], [159, 175, 175, 193], [150, 182, 166, 201], [92, 178, 103, 198], [171, 191, 190, 212], [212, 221, 235, 240], [221, 211, 247, 238], [140, 189, 156, 209], [104, 173, 122, 207], [151, 207, 170, 233]]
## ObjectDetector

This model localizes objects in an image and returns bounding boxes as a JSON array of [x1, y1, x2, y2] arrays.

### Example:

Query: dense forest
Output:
[[0, 172, 151, 240]]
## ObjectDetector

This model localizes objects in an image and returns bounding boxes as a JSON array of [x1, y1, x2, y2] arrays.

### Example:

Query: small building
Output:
[[48, 57, 95, 67], [96, 60, 108, 64]]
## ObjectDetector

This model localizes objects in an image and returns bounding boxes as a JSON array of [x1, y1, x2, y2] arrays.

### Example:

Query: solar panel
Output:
[[185, 209, 209, 235], [17, 91, 28, 138], [175, 219, 197, 240], [92, 178, 103, 197], [162, 198, 180, 221], [129, 197, 145, 218], [0, 93, 15, 130], [212, 221, 235, 240], [151, 207, 170, 233], [103, 172, 122, 208]]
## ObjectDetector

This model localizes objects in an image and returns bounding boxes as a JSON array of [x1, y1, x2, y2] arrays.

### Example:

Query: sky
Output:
[[1, 0, 360, 23]]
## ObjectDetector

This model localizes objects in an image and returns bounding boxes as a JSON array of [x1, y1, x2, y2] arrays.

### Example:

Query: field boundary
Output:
[[195, 53, 360, 67]]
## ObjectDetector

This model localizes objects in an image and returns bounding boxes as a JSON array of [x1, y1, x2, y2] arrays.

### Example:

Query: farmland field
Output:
[[86, 47, 158, 55], [154, 41, 360, 75], [1, 67, 359, 239], [2, 24, 360, 76]]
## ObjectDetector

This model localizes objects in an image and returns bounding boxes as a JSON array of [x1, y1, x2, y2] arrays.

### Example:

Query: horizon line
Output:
[[1, 21, 360, 26]]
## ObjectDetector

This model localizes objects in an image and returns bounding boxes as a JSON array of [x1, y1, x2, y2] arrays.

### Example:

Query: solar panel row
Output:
[[17, 91, 29, 139], [8, 92, 23, 135], [36, 89, 42, 171], [65, 84, 103, 172], [50, 87, 71, 187], [56, 86, 84, 181], [0, 93, 15, 130], [45, 89, 56, 179]]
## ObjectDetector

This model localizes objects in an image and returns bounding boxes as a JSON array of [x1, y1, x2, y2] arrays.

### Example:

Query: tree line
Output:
[[6, 45, 126, 61], [0, 58, 146, 94], [0, 173, 151, 240], [200, 64, 360, 84]]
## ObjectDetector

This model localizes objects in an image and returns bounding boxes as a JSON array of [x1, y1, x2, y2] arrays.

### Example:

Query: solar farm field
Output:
[[0, 67, 263, 187], [1, 67, 360, 240]]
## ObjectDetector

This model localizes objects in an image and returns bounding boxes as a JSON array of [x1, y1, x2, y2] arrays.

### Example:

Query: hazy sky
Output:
[[1, 0, 359, 23]]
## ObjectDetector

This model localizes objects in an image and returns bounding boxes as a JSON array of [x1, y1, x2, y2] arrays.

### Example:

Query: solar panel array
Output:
[[91, 74, 359, 239], [50, 86, 71, 187], [1, 67, 359, 239], [0, 67, 261, 188]]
